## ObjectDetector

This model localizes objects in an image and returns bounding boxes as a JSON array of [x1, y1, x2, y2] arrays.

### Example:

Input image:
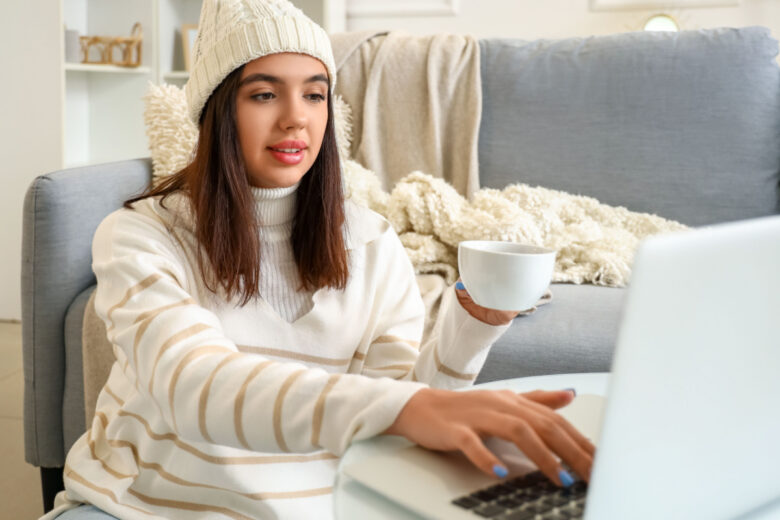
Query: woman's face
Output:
[[235, 53, 329, 189]]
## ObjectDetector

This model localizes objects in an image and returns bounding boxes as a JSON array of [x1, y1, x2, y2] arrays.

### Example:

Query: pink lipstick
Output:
[[268, 139, 307, 165]]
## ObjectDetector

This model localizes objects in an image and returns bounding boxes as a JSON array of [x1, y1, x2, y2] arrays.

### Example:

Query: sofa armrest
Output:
[[21, 158, 152, 468]]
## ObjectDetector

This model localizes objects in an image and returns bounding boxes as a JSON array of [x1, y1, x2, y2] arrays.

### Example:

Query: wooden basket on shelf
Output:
[[80, 22, 143, 67]]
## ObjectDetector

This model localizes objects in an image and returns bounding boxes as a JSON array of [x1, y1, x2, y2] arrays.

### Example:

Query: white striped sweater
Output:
[[52, 191, 510, 519]]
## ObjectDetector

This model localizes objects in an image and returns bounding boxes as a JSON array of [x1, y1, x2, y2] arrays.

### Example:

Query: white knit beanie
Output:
[[184, 0, 337, 125]]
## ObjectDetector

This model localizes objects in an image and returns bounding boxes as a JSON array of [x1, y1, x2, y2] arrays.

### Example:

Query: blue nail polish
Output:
[[455, 281, 466, 290], [563, 387, 577, 397], [493, 464, 508, 478], [559, 469, 575, 487]]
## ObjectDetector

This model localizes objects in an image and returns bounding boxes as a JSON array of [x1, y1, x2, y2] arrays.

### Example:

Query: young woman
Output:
[[47, 1, 594, 518]]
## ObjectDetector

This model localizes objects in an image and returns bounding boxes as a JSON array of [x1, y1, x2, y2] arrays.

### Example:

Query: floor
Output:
[[1, 320, 45, 518]]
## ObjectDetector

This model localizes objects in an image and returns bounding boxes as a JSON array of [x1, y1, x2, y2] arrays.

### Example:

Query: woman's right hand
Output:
[[383, 387, 595, 486]]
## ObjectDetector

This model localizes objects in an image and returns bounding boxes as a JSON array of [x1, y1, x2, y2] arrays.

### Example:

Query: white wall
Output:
[[0, 1, 63, 321], [347, 0, 780, 43]]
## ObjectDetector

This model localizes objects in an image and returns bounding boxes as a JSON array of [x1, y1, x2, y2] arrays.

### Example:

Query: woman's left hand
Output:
[[455, 279, 520, 326]]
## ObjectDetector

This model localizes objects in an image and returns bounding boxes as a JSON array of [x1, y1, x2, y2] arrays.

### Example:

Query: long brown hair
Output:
[[124, 64, 349, 306]]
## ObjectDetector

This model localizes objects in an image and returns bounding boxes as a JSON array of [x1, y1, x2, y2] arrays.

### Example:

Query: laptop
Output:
[[344, 215, 780, 520]]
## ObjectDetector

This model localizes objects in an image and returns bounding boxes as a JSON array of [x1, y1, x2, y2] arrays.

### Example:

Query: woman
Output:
[[46, 1, 594, 518]]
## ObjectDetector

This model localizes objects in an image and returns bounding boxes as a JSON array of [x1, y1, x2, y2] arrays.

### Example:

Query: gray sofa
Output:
[[22, 26, 780, 513]]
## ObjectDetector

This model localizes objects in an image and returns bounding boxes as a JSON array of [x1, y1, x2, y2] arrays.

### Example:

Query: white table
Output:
[[333, 373, 610, 520]]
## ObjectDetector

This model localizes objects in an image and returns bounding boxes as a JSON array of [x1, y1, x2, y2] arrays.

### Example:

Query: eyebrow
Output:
[[239, 73, 329, 88]]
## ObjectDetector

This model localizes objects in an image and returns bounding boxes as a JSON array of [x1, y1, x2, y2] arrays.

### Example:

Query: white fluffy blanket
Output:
[[342, 158, 688, 287]]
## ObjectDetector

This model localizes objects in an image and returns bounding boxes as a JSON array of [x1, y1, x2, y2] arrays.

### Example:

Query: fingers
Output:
[[457, 390, 595, 482], [504, 396, 594, 482], [521, 389, 575, 410], [519, 395, 597, 459], [526, 412, 593, 483], [394, 387, 595, 488], [454, 280, 519, 326], [454, 427, 508, 479], [483, 413, 571, 486], [551, 416, 596, 459]]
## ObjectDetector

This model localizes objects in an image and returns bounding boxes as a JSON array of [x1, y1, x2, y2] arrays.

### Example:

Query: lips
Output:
[[267, 140, 307, 165]]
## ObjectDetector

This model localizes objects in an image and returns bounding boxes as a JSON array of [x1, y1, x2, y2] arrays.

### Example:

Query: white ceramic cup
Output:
[[458, 241, 556, 311]]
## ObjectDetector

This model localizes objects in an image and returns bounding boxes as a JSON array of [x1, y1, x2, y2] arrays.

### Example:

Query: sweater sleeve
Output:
[[91, 207, 426, 456], [360, 226, 510, 389]]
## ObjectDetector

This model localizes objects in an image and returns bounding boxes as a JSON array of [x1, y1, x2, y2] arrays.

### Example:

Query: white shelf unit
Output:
[[157, 0, 204, 87], [63, 0, 158, 168], [61, 0, 345, 169]]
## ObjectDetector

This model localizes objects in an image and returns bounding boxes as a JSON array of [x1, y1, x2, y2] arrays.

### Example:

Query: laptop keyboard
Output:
[[451, 469, 588, 519]]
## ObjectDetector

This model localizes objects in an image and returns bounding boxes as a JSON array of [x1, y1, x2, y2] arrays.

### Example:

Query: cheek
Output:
[[237, 112, 268, 158], [312, 109, 329, 150]]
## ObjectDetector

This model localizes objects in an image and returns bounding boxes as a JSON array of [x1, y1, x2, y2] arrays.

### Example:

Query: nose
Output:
[[279, 97, 307, 131]]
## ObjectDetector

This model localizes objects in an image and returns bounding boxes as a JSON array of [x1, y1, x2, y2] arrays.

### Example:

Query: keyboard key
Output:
[[486, 483, 517, 497], [524, 501, 554, 514], [507, 476, 536, 490], [549, 510, 583, 520], [572, 481, 587, 493], [496, 497, 523, 509], [500, 510, 536, 520], [550, 495, 571, 506], [510, 488, 529, 499], [451, 495, 481, 509], [557, 487, 576, 497], [473, 503, 507, 518], [472, 489, 500, 502]]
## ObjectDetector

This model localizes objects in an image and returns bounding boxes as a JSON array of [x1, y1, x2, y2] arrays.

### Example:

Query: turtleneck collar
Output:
[[250, 182, 299, 228]]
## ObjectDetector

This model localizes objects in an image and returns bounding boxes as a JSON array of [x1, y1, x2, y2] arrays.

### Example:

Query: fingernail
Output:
[[493, 464, 508, 478], [559, 469, 575, 487], [563, 387, 576, 397], [455, 281, 466, 291]]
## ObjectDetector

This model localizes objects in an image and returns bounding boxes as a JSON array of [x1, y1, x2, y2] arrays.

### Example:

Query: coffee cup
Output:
[[457, 241, 556, 311]]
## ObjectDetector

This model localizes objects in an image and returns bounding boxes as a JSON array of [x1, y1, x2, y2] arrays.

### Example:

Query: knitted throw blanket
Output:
[[330, 30, 482, 199], [342, 158, 689, 288]]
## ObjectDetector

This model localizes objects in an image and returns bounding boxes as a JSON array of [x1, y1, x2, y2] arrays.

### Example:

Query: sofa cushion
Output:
[[63, 285, 94, 455], [479, 27, 780, 227], [477, 283, 626, 383]]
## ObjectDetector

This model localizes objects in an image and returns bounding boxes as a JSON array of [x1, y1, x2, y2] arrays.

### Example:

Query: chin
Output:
[[248, 164, 310, 189]]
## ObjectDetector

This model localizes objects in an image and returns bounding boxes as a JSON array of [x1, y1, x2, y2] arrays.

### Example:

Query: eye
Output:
[[251, 92, 274, 101], [306, 93, 326, 102]]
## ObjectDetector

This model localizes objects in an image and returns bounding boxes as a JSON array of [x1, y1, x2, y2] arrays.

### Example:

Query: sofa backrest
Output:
[[478, 26, 780, 226]]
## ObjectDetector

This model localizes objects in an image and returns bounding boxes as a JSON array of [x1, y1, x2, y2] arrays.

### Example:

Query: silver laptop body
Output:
[[344, 215, 780, 520]]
